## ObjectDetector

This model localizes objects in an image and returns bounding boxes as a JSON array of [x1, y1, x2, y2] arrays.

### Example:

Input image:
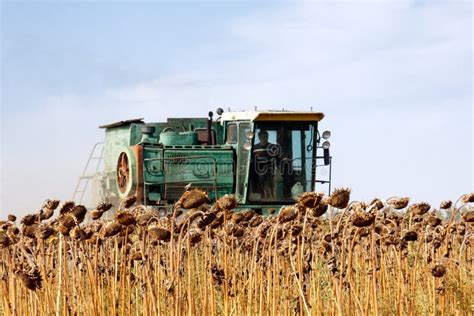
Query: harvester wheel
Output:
[[115, 148, 137, 199], [117, 152, 130, 193]]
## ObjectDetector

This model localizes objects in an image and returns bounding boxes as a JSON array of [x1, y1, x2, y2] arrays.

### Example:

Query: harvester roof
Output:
[[220, 110, 324, 123], [99, 118, 144, 129]]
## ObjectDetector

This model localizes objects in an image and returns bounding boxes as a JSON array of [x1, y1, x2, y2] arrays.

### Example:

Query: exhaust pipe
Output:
[[207, 111, 213, 145]]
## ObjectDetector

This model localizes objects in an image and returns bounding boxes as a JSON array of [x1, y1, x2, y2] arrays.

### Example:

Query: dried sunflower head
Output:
[[39, 208, 54, 221], [278, 206, 297, 223], [90, 209, 105, 220], [352, 210, 376, 228], [97, 201, 113, 212], [196, 213, 216, 230], [22, 224, 39, 239], [116, 211, 136, 226], [241, 210, 256, 222], [249, 215, 264, 227], [102, 222, 123, 238], [131, 252, 143, 261], [70, 226, 86, 240], [290, 224, 303, 236], [231, 212, 245, 225], [36, 224, 55, 240], [298, 192, 324, 208], [462, 210, 474, 223], [461, 192, 474, 204], [123, 196, 138, 208], [232, 225, 245, 238], [148, 226, 171, 241], [431, 263, 446, 278], [85, 233, 102, 245], [7, 225, 20, 236], [328, 188, 351, 209], [188, 229, 203, 244], [409, 202, 431, 216], [72, 205, 87, 223], [59, 201, 75, 214], [439, 200, 452, 209], [310, 199, 328, 217], [216, 194, 237, 211], [177, 189, 211, 210], [21, 214, 38, 226], [88, 221, 103, 233], [57, 223, 72, 236], [426, 214, 442, 227], [210, 213, 224, 229], [369, 198, 384, 211], [43, 199, 60, 210], [16, 269, 42, 291], [0, 232, 12, 248], [387, 197, 410, 210], [59, 214, 76, 229], [402, 230, 418, 242]]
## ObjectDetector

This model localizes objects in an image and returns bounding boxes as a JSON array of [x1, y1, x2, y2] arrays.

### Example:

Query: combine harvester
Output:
[[74, 109, 332, 214]]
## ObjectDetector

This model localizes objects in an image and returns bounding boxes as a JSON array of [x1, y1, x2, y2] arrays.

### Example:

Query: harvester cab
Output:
[[78, 109, 332, 214]]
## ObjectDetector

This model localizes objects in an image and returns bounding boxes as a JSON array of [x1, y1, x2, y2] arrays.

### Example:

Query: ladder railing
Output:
[[72, 142, 105, 204]]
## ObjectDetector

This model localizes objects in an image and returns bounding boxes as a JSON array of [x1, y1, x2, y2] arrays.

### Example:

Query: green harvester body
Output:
[[97, 111, 331, 214]]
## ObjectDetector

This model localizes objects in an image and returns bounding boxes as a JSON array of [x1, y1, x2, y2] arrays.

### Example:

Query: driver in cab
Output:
[[251, 130, 278, 199]]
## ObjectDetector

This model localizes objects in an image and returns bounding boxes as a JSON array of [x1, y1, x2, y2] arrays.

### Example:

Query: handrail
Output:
[[72, 142, 104, 203]]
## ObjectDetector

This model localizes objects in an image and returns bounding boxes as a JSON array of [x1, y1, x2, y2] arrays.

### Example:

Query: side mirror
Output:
[[324, 148, 330, 165]]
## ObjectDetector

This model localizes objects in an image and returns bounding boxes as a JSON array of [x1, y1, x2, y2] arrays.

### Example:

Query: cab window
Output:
[[226, 123, 237, 144]]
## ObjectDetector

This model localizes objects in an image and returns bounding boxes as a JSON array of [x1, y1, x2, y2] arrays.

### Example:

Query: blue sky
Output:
[[2, 2, 271, 107], [1, 0, 472, 216]]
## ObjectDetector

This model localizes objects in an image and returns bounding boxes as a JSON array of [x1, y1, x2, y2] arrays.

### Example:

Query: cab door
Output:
[[224, 121, 252, 203]]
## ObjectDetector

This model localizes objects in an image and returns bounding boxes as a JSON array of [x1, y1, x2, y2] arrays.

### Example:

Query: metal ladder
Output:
[[72, 142, 104, 204]]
